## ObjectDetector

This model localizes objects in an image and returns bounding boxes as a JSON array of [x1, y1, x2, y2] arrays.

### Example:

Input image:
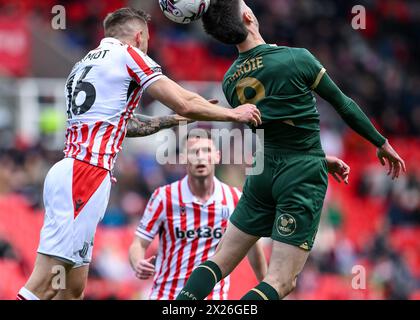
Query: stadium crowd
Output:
[[0, 0, 419, 299]]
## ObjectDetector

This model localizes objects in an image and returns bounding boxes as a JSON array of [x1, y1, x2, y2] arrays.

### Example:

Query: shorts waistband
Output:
[[262, 147, 325, 158]]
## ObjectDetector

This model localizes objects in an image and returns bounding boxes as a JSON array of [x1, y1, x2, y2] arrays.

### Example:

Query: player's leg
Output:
[[241, 241, 309, 300], [52, 265, 89, 300], [176, 222, 259, 300], [241, 154, 328, 300], [18, 158, 111, 300], [18, 159, 78, 300], [212, 222, 260, 276], [177, 151, 276, 300], [51, 159, 112, 300], [17, 254, 73, 300]]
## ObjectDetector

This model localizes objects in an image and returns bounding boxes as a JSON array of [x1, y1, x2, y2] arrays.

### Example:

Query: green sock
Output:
[[241, 282, 279, 300], [176, 260, 222, 300]]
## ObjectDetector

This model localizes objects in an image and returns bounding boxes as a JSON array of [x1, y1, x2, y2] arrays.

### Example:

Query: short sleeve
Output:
[[292, 48, 326, 90], [135, 188, 165, 241], [126, 46, 165, 91]]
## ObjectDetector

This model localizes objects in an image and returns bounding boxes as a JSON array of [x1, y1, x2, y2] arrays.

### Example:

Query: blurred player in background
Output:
[[129, 130, 267, 300], [177, 0, 406, 300], [130, 129, 350, 300], [16, 7, 262, 301]]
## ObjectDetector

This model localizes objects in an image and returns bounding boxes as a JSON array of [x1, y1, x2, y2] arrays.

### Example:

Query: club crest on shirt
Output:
[[180, 205, 186, 215]]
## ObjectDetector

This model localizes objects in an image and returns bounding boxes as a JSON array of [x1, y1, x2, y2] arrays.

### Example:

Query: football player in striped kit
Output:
[[17, 8, 262, 301], [129, 130, 268, 300]]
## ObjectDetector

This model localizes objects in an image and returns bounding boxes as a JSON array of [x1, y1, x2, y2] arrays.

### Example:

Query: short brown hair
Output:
[[103, 7, 151, 37]]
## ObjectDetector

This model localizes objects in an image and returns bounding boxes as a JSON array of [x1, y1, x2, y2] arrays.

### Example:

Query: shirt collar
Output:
[[181, 175, 224, 205], [100, 37, 124, 46]]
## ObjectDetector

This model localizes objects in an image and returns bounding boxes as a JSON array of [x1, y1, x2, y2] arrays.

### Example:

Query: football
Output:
[[159, 0, 211, 24]]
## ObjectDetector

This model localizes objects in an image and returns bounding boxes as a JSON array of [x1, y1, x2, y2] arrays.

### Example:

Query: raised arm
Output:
[[146, 77, 262, 126], [126, 113, 193, 138], [315, 74, 386, 148], [315, 74, 406, 179]]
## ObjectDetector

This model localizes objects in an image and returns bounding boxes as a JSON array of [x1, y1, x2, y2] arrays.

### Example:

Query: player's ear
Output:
[[135, 31, 142, 48], [242, 10, 254, 24]]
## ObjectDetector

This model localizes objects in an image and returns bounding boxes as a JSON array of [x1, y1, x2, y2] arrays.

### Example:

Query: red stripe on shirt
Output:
[[126, 65, 141, 84], [107, 113, 125, 170], [63, 128, 70, 156], [65, 129, 73, 157], [83, 121, 103, 163], [229, 186, 239, 206], [157, 185, 175, 300], [74, 124, 89, 158], [127, 46, 154, 76], [128, 90, 141, 116], [219, 212, 229, 299], [221, 185, 227, 206], [202, 203, 216, 300], [218, 185, 230, 299], [145, 201, 164, 232], [185, 203, 202, 279], [168, 180, 187, 300], [113, 87, 141, 157], [153, 227, 167, 299], [97, 124, 114, 168], [201, 203, 216, 262], [69, 126, 78, 156]]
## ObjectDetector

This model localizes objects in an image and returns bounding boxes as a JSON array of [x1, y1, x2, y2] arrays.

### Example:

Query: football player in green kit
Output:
[[177, 0, 406, 300]]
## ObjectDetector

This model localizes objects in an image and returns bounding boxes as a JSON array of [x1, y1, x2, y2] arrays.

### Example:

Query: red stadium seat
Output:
[[0, 259, 26, 299]]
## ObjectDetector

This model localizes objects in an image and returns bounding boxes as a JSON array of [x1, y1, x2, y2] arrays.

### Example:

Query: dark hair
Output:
[[202, 0, 248, 45], [103, 7, 151, 37]]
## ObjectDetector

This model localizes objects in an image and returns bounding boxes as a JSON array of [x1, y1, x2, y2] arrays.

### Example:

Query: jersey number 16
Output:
[[66, 66, 97, 119]]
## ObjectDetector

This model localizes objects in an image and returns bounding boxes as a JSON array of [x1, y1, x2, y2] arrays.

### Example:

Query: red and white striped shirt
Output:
[[136, 176, 241, 300], [63, 37, 164, 171]]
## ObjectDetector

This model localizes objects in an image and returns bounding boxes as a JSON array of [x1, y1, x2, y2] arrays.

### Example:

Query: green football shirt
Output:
[[223, 44, 327, 153]]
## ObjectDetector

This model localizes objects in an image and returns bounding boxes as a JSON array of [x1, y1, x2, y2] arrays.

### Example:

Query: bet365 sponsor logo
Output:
[[175, 226, 223, 239]]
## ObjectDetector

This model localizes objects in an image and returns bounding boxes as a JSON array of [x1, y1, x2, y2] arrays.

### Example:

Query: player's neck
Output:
[[188, 175, 215, 204], [237, 32, 266, 54]]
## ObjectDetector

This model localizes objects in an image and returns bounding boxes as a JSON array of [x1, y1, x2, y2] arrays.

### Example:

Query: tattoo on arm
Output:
[[126, 114, 191, 138]]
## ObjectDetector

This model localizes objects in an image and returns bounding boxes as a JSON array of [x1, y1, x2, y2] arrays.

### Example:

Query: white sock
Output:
[[17, 287, 40, 300]]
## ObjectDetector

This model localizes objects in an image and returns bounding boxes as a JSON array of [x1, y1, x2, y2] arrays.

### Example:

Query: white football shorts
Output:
[[37, 158, 111, 268]]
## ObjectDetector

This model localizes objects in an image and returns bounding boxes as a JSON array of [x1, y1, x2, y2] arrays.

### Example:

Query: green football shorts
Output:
[[230, 149, 328, 251]]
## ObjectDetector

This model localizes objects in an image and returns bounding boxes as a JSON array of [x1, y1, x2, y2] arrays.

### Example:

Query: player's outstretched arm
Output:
[[315, 74, 406, 179], [247, 240, 268, 282], [146, 77, 262, 126], [126, 114, 194, 138], [129, 237, 156, 280]]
